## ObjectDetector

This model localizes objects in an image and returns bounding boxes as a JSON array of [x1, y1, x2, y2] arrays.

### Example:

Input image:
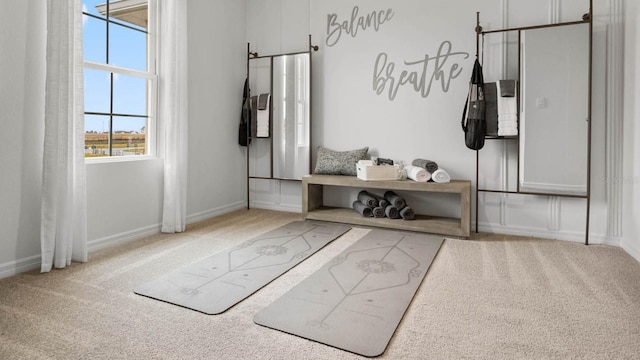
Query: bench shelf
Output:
[[302, 175, 471, 238]]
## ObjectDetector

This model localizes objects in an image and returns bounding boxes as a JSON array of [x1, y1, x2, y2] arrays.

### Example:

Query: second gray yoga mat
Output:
[[134, 221, 351, 315], [254, 229, 444, 357]]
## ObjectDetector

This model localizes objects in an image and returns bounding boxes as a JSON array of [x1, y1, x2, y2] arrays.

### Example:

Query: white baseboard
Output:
[[4, 211, 633, 281], [0, 229, 153, 278], [0, 202, 250, 280], [87, 223, 163, 253], [89, 201, 249, 252], [476, 222, 620, 247], [186, 201, 247, 224], [0, 255, 41, 279], [621, 238, 640, 263], [248, 200, 301, 213]]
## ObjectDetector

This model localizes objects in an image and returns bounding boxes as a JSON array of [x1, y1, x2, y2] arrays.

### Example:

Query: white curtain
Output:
[[158, 0, 189, 233], [41, 0, 87, 272]]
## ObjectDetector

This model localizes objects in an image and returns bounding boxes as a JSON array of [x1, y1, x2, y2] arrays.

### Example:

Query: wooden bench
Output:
[[302, 174, 471, 238]]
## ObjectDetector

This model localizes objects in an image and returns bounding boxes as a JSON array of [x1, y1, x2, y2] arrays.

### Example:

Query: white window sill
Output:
[[85, 154, 159, 165]]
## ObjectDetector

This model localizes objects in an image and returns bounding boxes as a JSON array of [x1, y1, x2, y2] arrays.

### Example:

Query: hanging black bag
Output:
[[461, 59, 486, 150], [238, 78, 251, 146]]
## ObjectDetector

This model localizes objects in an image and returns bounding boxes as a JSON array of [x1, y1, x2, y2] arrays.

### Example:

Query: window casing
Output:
[[82, 0, 157, 159]]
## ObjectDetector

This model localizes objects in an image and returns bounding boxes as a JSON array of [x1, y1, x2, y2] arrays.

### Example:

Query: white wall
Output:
[[0, 0, 248, 278], [85, 0, 249, 249], [622, 0, 640, 262], [85, 159, 164, 250], [186, 0, 247, 222], [246, 0, 616, 244]]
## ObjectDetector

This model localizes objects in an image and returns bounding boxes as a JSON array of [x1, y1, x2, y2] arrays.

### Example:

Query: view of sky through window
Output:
[[82, 0, 148, 134]]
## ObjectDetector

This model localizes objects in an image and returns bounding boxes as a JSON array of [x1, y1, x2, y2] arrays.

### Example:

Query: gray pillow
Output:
[[314, 146, 369, 176]]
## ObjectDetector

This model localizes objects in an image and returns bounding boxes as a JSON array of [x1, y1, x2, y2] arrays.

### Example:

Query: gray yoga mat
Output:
[[254, 229, 444, 357], [134, 221, 351, 315]]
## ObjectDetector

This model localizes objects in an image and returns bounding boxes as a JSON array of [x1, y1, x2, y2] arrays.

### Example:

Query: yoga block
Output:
[[357, 160, 401, 181]]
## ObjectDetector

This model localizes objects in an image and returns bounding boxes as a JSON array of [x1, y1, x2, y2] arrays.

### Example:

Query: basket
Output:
[[356, 160, 401, 181]]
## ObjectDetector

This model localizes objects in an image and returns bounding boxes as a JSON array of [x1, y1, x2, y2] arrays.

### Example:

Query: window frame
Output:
[[82, 0, 158, 162]]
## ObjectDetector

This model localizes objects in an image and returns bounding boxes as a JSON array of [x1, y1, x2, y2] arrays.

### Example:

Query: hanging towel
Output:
[[432, 169, 451, 183], [499, 80, 516, 97], [497, 98, 517, 114], [384, 191, 406, 210], [499, 115, 517, 122], [498, 129, 518, 136], [400, 206, 415, 220], [412, 159, 438, 173], [497, 80, 517, 136], [358, 190, 378, 208], [249, 96, 258, 138], [498, 124, 518, 136], [352, 201, 373, 217], [405, 165, 431, 183], [484, 82, 499, 137], [384, 205, 400, 219], [256, 93, 270, 138], [372, 206, 386, 218], [498, 128, 517, 136]]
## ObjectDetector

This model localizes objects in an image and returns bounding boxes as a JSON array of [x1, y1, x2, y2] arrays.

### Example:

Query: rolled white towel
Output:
[[432, 169, 451, 183], [497, 98, 518, 114], [498, 116, 517, 123], [256, 93, 270, 138], [498, 130, 518, 135], [405, 165, 430, 182], [496, 82, 518, 114], [498, 128, 518, 136]]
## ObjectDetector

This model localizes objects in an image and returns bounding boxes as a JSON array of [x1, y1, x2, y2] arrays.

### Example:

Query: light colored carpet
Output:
[[134, 221, 350, 314], [255, 230, 443, 357], [1, 209, 639, 359]]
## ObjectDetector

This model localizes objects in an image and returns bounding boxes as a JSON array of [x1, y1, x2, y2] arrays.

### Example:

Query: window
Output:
[[82, 0, 156, 158]]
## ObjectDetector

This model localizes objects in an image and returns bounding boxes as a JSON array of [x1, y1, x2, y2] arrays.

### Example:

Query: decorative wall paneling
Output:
[[478, 0, 620, 242], [475, 0, 593, 244], [479, 0, 624, 244]]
